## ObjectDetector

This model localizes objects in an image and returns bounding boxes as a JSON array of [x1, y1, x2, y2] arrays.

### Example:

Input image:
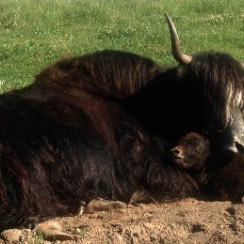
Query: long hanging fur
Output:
[[0, 48, 243, 230], [190, 52, 244, 130]]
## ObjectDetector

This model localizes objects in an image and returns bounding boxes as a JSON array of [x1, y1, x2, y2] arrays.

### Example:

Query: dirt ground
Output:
[[1, 198, 244, 244]]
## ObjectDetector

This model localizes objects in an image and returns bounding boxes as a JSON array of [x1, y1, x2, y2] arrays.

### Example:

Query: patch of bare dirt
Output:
[[1, 198, 244, 243]]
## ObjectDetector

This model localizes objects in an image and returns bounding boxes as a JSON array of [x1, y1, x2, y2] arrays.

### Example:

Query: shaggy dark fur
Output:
[[202, 155, 244, 203], [0, 88, 199, 230], [0, 20, 243, 230], [190, 53, 244, 129]]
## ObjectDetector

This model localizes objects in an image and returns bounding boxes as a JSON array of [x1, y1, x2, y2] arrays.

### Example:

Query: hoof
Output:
[[35, 220, 74, 241], [84, 198, 127, 214]]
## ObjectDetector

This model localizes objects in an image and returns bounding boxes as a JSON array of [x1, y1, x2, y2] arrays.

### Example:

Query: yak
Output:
[[0, 13, 243, 231], [170, 132, 244, 203]]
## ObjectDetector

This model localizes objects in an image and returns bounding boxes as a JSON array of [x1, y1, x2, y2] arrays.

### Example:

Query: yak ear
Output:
[[165, 13, 192, 65]]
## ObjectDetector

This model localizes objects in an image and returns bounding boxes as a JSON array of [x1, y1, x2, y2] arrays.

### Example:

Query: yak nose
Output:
[[220, 110, 244, 154], [236, 141, 244, 153], [223, 136, 244, 154]]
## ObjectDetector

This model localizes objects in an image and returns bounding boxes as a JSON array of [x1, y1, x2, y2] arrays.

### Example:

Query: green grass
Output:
[[0, 0, 243, 92]]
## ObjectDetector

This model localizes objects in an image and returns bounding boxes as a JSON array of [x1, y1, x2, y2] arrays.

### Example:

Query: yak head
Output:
[[165, 13, 244, 155]]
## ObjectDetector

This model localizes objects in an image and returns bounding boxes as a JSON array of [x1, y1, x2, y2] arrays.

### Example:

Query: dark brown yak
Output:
[[0, 13, 243, 231]]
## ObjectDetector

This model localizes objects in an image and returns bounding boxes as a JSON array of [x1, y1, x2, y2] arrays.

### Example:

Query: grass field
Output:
[[0, 0, 243, 92]]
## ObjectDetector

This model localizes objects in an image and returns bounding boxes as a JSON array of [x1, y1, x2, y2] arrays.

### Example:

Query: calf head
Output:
[[171, 132, 210, 171]]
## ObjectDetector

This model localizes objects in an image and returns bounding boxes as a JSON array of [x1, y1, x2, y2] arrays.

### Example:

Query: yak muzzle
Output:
[[220, 111, 244, 154]]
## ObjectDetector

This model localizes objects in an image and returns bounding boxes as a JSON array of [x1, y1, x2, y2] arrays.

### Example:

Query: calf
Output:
[[171, 132, 244, 202]]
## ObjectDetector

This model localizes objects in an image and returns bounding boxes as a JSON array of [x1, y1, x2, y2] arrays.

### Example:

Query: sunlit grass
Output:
[[0, 0, 243, 91]]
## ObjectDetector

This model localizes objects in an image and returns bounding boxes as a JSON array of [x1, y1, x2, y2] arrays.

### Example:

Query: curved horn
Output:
[[165, 13, 192, 64]]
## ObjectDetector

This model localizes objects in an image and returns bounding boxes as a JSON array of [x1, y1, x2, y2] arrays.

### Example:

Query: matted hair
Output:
[[191, 52, 244, 130]]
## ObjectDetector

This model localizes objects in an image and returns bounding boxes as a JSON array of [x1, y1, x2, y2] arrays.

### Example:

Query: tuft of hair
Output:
[[190, 52, 244, 130]]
